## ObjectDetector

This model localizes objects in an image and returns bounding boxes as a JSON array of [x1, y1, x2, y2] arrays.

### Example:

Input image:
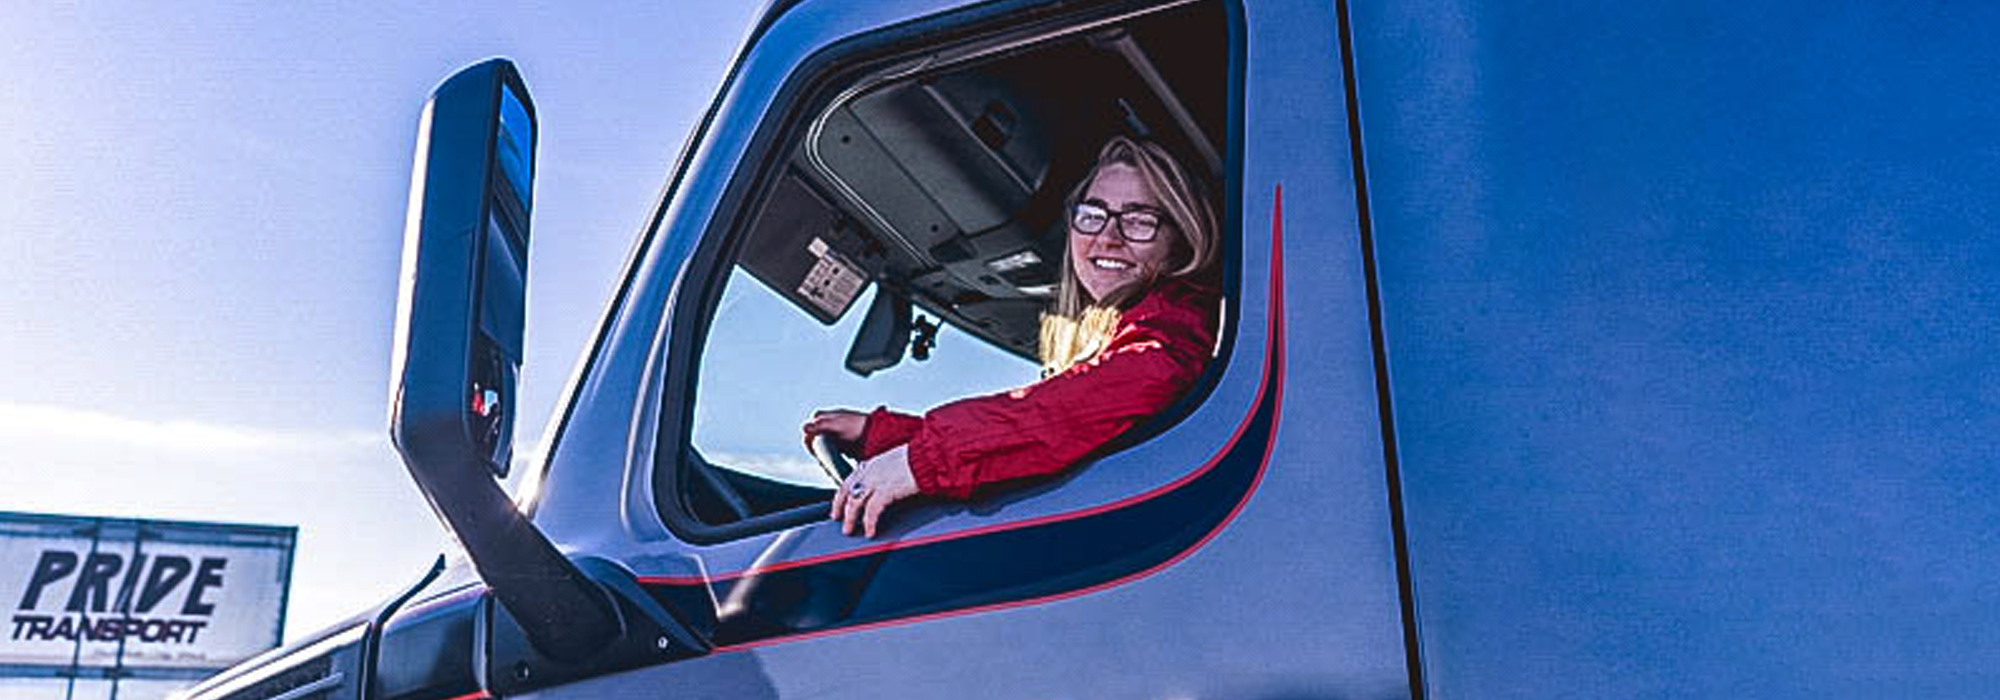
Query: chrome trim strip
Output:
[[268, 672, 346, 700], [181, 623, 364, 700]]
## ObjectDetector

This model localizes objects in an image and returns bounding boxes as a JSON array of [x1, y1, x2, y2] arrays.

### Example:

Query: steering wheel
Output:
[[810, 434, 856, 486]]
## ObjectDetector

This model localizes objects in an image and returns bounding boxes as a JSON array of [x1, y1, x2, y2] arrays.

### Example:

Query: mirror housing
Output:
[[390, 59, 535, 478]]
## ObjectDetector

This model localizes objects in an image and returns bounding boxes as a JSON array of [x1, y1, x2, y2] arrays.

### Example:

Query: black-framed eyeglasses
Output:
[[1070, 201, 1165, 243]]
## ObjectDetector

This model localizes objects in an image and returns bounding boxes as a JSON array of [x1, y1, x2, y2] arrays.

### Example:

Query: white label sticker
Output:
[[796, 237, 865, 319], [986, 249, 1042, 273]]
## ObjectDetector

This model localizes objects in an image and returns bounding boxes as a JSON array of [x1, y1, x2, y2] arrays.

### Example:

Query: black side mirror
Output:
[[388, 60, 706, 679], [390, 59, 534, 478], [844, 287, 912, 376]]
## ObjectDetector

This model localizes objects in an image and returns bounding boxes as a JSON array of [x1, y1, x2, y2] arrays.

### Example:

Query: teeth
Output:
[[1092, 258, 1133, 270]]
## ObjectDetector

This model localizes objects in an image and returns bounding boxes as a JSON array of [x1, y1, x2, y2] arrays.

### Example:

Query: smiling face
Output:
[[1069, 163, 1177, 302]]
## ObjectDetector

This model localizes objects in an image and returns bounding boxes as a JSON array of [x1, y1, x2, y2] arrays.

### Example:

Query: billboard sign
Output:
[[0, 512, 294, 672]]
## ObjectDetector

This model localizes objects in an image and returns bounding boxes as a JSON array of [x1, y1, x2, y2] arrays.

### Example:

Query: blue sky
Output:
[[0, 2, 763, 643]]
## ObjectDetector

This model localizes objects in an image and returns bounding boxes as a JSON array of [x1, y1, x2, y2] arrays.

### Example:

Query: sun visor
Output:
[[737, 173, 878, 324]]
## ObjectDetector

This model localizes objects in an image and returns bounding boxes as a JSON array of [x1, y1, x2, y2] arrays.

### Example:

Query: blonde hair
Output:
[[1038, 136, 1218, 375]]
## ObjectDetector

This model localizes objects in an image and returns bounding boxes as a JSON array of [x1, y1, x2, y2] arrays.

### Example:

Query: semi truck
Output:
[[181, 0, 2000, 698]]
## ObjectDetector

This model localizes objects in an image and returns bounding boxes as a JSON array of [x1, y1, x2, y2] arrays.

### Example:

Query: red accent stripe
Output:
[[441, 691, 492, 700], [704, 184, 1286, 652]]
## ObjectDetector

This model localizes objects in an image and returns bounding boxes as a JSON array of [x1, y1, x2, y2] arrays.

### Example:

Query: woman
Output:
[[804, 136, 1220, 538]]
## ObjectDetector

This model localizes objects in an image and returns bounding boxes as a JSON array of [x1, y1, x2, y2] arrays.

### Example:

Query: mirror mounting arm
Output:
[[398, 438, 622, 663]]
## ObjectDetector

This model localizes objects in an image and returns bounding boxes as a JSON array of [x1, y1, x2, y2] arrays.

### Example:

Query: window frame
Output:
[[652, 0, 1246, 545]]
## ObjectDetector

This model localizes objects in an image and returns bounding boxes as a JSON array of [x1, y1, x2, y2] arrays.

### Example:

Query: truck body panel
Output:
[[184, 1, 2000, 698]]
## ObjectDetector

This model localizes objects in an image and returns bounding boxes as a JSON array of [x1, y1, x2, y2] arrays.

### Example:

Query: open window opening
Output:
[[668, 0, 1235, 537]]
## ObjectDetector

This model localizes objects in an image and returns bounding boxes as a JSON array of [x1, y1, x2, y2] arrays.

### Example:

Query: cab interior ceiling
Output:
[[738, 1, 1225, 369]]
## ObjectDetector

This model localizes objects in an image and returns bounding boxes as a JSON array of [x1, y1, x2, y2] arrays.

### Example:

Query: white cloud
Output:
[[0, 400, 376, 454], [705, 451, 841, 488], [0, 400, 452, 643]]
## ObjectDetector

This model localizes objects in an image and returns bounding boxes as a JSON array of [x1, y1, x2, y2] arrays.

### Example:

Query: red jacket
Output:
[[857, 280, 1218, 499]]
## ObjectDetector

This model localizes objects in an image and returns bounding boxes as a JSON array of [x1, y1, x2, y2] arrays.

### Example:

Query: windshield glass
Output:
[[691, 268, 1037, 486]]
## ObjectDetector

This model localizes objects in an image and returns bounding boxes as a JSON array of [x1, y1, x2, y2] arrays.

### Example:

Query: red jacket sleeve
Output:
[[903, 287, 1216, 499], [858, 406, 922, 459]]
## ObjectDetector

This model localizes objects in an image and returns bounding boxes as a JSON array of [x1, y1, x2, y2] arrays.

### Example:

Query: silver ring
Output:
[[849, 480, 869, 497]]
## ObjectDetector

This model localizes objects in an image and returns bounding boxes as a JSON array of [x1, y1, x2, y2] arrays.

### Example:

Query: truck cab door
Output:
[[514, 0, 1353, 696]]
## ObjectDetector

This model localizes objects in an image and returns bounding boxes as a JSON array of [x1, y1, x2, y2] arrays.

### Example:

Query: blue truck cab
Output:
[[181, 1, 2000, 698]]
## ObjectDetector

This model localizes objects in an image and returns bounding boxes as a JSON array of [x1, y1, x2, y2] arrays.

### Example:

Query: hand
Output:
[[802, 409, 868, 454], [828, 445, 920, 538]]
